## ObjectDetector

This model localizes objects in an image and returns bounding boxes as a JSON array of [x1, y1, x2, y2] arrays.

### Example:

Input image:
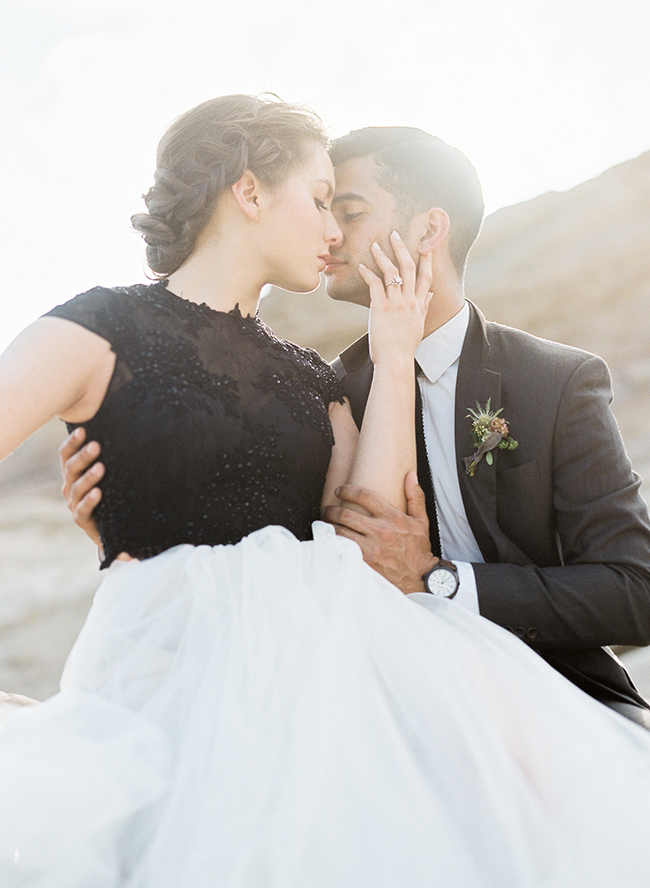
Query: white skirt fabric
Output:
[[2, 522, 650, 887]]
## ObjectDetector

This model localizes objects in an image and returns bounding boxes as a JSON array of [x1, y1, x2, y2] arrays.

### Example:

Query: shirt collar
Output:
[[415, 302, 470, 385]]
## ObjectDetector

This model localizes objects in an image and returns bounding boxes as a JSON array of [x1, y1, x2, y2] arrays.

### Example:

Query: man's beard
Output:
[[324, 270, 371, 308]]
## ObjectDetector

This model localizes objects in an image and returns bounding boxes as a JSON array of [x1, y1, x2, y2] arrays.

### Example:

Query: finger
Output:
[[334, 484, 398, 518], [69, 441, 101, 475], [328, 505, 386, 536], [404, 471, 429, 523], [61, 442, 102, 496], [358, 263, 390, 307], [59, 427, 87, 466], [323, 503, 372, 534], [369, 242, 400, 294], [74, 487, 103, 522], [331, 525, 367, 547], [321, 505, 340, 525], [68, 462, 105, 509], [389, 231, 416, 294]]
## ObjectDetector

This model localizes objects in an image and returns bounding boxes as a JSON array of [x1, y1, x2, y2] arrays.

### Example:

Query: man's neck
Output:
[[422, 285, 466, 339]]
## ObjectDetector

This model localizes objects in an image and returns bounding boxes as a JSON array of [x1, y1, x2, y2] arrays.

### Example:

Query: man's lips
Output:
[[323, 258, 346, 273]]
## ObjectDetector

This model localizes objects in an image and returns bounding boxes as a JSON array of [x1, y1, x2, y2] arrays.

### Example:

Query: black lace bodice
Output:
[[45, 282, 344, 567]]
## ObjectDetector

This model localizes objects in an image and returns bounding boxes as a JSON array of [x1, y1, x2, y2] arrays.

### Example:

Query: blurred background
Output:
[[1, 0, 649, 699]]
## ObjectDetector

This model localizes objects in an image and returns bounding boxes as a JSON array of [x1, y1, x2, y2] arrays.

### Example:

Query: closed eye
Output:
[[342, 212, 363, 223], [315, 199, 332, 212]]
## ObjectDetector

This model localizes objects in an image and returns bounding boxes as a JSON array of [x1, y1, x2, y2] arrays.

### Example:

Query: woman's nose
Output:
[[326, 215, 343, 247]]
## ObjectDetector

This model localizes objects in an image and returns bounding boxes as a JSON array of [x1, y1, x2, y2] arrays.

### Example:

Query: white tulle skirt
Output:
[[2, 522, 650, 887]]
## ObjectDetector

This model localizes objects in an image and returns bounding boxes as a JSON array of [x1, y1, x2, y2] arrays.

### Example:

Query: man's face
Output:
[[324, 154, 406, 307]]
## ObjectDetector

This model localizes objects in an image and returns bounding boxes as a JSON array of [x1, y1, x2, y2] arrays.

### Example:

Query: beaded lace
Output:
[[46, 281, 344, 567]]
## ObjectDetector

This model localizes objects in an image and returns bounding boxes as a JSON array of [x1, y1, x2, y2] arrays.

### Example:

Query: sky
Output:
[[1, 0, 649, 353]]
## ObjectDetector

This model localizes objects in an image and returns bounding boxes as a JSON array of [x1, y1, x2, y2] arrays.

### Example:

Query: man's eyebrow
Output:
[[331, 192, 368, 205]]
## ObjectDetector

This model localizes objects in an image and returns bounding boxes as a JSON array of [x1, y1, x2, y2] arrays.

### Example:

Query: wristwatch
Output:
[[422, 560, 459, 598]]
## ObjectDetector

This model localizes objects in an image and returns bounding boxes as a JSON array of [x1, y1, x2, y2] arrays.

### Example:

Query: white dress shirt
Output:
[[414, 302, 482, 613]]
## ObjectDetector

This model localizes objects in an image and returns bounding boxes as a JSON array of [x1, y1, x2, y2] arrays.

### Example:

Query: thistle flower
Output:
[[463, 399, 518, 476]]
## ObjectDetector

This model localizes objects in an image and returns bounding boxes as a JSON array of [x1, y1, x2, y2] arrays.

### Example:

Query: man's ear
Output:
[[231, 170, 262, 221], [416, 208, 450, 255]]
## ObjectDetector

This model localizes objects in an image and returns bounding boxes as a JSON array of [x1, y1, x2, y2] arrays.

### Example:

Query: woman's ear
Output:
[[231, 170, 262, 221], [416, 208, 450, 256]]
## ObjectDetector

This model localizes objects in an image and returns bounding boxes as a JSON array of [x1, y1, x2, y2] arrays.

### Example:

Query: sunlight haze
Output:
[[1, 0, 648, 353]]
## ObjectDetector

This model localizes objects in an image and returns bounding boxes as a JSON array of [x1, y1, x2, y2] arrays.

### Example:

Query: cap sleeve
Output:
[[43, 286, 132, 354], [304, 347, 346, 407]]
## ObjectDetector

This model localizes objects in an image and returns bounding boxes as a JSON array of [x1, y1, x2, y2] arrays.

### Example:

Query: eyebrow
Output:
[[331, 192, 368, 205], [317, 180, 334, 199]]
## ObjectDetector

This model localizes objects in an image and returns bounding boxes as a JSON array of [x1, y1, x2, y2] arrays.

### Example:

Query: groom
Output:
[[321, 126, 650, 726]]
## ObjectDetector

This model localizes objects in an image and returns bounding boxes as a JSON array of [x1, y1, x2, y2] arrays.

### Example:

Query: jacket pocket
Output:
[[496, 458, 539, 490]]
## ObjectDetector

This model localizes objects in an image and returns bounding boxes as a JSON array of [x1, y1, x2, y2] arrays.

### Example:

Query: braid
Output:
[[131, 95, 327, 276], [133, 169, 223, 275]]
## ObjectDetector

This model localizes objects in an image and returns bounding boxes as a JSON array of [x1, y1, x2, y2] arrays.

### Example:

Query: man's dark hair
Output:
[[329, 127, 484, 276]]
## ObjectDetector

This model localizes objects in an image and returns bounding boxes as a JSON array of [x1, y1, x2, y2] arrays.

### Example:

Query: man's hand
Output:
[[59, 427, 103, 546], [322, 471, 438, 594]]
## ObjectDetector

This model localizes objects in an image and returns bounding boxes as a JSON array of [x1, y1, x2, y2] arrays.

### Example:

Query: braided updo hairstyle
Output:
[[132, 95, 328, 277]]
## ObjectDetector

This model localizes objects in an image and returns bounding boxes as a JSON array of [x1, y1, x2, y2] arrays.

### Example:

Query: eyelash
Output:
[[315, 199, 331, 212], [343, 213, 362, 223]]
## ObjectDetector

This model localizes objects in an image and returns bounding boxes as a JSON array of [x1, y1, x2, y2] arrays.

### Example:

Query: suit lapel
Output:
[[455, 304, 502, 563], [337, 307, 521, 565], [334, 334, 374, 430]]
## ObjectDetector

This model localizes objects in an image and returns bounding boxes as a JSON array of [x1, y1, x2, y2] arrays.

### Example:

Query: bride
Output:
[[1, 93, 650, 888]]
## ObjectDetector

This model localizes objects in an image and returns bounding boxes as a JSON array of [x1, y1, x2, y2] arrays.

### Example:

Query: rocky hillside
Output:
[[1, 150, 649, 699], [464, 150, 650, 488]]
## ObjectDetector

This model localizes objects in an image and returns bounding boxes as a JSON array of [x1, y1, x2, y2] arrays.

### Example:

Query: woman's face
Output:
[[260, 144, 342, 293]]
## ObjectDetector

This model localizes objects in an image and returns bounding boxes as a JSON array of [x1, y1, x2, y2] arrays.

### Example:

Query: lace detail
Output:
[[45, 282, 344, 567]]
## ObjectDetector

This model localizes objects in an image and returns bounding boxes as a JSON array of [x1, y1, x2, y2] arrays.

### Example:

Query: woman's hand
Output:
[[359, 231, 433, 367]]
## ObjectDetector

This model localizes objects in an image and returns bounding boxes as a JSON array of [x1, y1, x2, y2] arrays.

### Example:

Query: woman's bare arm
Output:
[[320, 399, 359, 513], [0, 317, 115, 463], [344, 233, 432, 512]]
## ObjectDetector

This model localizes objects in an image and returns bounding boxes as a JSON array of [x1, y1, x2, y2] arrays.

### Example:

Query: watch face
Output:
[[426, 567, 458, 597]]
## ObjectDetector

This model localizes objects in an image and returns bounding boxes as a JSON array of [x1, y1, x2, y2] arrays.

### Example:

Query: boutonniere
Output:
[[463, 399, 518, 476]]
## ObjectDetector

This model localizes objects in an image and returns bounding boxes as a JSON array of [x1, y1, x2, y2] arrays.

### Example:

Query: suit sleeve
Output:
[[473, 355, 650, 649]]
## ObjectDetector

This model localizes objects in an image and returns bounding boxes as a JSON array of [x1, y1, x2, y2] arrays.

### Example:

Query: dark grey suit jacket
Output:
[[332, 301, 650, 710]]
